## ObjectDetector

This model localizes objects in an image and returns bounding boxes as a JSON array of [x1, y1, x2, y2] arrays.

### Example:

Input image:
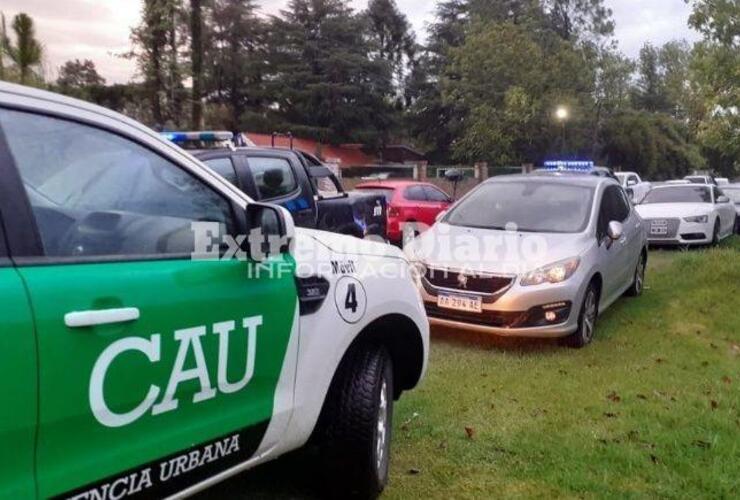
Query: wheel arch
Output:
[[337, 313, 425, 399]]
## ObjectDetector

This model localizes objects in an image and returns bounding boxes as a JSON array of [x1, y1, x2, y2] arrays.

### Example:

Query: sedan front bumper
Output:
[[420, 270, 587, 338]]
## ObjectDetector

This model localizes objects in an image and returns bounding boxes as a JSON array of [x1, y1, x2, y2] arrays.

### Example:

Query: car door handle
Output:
[[65, 308, 140, 328]]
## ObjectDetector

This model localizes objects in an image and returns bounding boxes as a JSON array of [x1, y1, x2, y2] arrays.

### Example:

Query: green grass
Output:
[[200, 237, 740, 499], [386, 238, 740, 499]]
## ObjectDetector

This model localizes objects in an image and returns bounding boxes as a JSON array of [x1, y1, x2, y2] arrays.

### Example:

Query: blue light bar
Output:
[[161, 131, 234, 143], [543, 160, 594, 171]]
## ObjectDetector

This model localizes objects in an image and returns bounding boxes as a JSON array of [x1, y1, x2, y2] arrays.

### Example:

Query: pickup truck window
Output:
[[248, 157, 298, 200], [204, 157, 238, 185]]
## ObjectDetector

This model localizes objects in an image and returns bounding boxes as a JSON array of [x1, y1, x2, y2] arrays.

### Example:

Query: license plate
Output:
[[437, 294, 482, 313], [650, 224, 668, 235]]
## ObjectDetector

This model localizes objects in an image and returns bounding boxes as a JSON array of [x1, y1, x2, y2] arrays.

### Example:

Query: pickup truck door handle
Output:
[[65, 308, 140, 328]]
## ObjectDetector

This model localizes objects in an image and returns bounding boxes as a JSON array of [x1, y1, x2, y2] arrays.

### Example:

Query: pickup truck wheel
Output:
[[316, 344, 394, 499]]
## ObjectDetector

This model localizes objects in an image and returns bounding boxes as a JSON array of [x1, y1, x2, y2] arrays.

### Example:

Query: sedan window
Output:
[[643, 186, 712, 204], [444, 181, 594, 233]]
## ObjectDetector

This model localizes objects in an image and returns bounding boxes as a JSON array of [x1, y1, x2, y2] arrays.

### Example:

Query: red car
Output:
[[355, 180, 453, 242]]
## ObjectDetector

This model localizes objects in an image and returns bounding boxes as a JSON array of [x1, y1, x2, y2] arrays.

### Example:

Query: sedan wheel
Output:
[[626, 254, 646, 297], [563, 283, 598, 348]]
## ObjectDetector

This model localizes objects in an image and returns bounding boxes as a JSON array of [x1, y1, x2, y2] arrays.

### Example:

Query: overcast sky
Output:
[[1, 0, 701, 84]]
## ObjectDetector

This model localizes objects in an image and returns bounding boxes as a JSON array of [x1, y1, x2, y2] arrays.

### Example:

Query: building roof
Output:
[[245, 133, 376, 167]]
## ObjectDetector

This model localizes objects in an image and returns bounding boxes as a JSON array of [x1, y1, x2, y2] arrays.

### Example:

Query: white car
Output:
[[684, 175, 718, 186], [615, 171, 651, 203], [721, 184, 740, 232], [636, 184, 736, 246]]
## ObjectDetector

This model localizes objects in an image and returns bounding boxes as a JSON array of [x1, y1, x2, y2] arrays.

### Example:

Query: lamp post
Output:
[[556, 106, 569, 156]]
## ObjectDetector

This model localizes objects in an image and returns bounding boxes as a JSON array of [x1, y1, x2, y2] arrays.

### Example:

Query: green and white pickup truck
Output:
[[0, 82, 429, 499]]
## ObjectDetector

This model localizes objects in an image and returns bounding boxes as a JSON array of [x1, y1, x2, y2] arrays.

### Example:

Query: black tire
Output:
[[711, 219, 721, 246], [563, 282, 599, 349], [315, 344, 394, 499], [625, 253, 646, 297]]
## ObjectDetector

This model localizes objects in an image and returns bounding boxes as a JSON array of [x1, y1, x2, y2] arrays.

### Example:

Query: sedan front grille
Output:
[[424, 268, 514, 295], [646, 218, 680, 239]]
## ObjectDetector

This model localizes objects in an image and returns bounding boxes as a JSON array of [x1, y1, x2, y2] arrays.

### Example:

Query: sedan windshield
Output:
[[444, 181, 594, 233], [643, 186, 711, 204]]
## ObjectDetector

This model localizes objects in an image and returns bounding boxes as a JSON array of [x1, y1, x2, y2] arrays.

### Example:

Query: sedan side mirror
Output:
[[717, 195, 730, 204], [626, 179, 638, 187], [245, 203, 294, 261], [607, 221, 624, 241]]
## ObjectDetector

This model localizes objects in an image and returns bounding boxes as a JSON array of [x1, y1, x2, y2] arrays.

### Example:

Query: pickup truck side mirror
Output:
[[245, 203, 294, 261], [717, 195, 730, 204], [626, 179, 638, 186]]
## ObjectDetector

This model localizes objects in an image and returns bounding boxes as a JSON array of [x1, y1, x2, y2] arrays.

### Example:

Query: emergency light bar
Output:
[[543, 161, 594, 171], [161, 131, 234, 143]]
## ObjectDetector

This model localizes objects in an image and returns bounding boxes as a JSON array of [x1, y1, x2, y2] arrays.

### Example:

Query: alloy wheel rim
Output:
[[636, 259, 645, 293], [375, 378, 389, 473], [582, 290, 597, 341]]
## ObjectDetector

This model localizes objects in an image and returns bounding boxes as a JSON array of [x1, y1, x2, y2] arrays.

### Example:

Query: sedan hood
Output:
[[406, 223, 591, 275], [636, 203, 712, 219]]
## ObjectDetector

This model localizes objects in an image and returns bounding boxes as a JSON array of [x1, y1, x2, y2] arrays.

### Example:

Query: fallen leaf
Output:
[[655, 357, 665, 364], [607, 391, 621, 403], [650, 454, 660, 464], [692, 440, 711, 449], [722, 376, 732, 384], [465, 426, 476, 439], [637, 394, 648, 400], [710, 400, 719, 410], [603, 412, 618, 418], [408, 468, 421, 475]]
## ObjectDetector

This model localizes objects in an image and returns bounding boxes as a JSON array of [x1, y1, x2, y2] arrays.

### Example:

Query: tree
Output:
[[601, 110, 705, 179], [5, 13, 43, 85], [542, 0, 614, 42], [687, 0, 739, 176], [0, 14, 8, 81], [190, 0, 204, 129], [364, 0, 417, 105], [206, 0, 267, 131], [56, 59, 106, 99], [406, 0, 469, 162], [633, 43, 670, 113], [130, 0, 183, 127], [267, 0, 393, 146]]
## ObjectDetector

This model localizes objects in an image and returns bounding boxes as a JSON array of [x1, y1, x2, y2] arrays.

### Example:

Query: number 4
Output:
[[345, 284, 358, 313]]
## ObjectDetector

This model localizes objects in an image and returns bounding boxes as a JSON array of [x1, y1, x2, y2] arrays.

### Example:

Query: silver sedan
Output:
[[407, 175, 648, 348]]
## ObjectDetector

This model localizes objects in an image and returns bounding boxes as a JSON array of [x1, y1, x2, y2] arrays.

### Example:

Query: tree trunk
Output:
[[190, 0, 204, 129]]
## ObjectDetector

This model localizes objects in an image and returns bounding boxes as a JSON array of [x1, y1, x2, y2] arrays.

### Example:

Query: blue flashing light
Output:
[[161, 131, 234, 143], [543, 160, 594, 171]]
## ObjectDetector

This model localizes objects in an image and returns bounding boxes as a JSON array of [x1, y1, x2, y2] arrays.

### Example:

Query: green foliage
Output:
[[1, 13, 43, 85], [266, 0, 393, 146], [56, 59, 106, 100], [687, 0, 739, 177], [601, 110, 705, 179]]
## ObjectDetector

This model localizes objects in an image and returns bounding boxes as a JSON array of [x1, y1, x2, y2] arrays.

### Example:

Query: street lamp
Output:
[[555, 106, 569, 155]]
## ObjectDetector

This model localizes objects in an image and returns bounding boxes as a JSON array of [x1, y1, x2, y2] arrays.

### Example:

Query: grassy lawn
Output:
[[387, 237, 740, 499], [201, 237, 739, 499]]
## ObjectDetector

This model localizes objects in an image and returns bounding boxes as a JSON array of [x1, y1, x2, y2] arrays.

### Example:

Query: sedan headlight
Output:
[[683, 215, 709, 223], [521, 257, 580, 286]]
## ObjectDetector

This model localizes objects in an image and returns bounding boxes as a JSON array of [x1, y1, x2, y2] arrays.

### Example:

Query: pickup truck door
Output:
[[0, 219, 37, 498], [243, 153, 317, 228], [0, 108, 299, 499]]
